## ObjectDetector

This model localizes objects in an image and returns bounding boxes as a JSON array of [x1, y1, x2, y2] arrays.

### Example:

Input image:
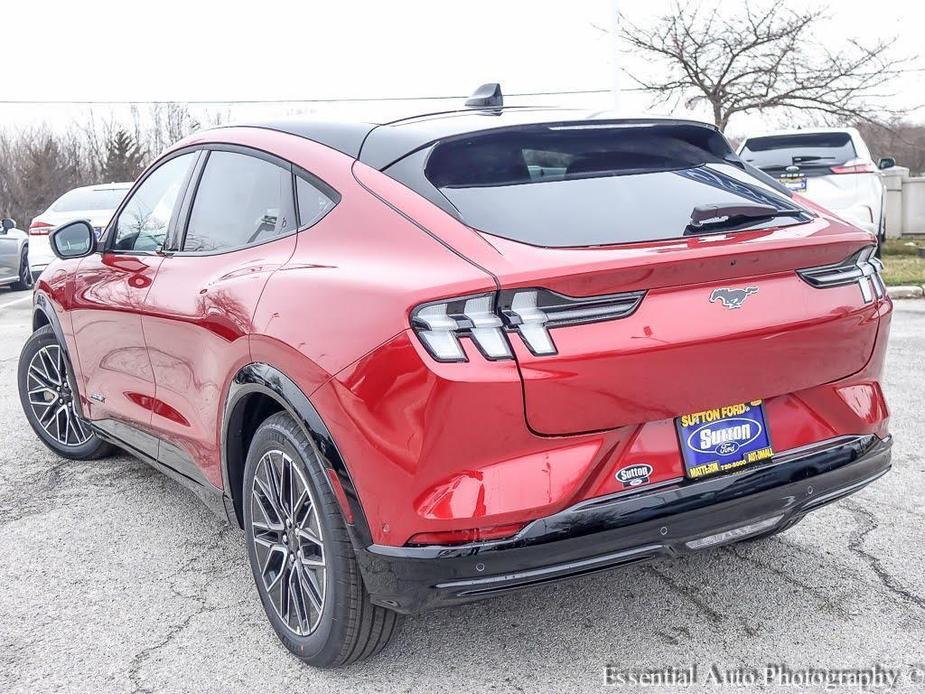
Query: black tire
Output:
[[10, 247, 33, 291], [243, 411, 401, 668], [18, 325, 113, 460]]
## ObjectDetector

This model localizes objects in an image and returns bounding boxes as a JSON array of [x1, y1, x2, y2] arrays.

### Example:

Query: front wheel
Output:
[[18, 326, 113, 459], [243, 412, 401, 667], [10, 247, 33, 291]]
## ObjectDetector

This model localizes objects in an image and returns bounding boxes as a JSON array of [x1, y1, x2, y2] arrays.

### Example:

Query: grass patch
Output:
[[881, 255, 925, 286], [881, 238, 923, 256]]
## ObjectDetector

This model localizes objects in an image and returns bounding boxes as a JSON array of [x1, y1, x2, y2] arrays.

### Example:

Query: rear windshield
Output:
[[51, 187, 129, 213], [418, 124, 805, 248], [740, 133, 857, 170]]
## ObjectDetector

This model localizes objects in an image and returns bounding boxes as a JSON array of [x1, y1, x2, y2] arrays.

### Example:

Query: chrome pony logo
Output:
[[710, 286, 758, 310]]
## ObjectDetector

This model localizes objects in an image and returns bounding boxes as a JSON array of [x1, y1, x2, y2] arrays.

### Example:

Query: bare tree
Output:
[[619, 1, 916, 131], [855, 120, 925, 175]]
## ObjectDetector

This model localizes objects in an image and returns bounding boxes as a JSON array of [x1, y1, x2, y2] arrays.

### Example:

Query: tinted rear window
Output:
[[418, 125, 804, 248], [740, 133, 857, 170]]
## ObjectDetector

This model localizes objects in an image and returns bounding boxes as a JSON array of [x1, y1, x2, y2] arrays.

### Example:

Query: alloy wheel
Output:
[[250, 449, 327, 636], [25, 345, 91, 446]]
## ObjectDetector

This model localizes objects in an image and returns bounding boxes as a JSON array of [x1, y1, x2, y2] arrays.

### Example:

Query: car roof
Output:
[[226, 108, 721, 170], [66, 182, 134, 192]]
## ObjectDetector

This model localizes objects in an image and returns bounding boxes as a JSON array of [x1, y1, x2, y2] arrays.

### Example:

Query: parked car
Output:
[[0, 217, 33, 290], [19, 90, 892, 668], [737, 128, 893, 243], [27, 183, 132, 277]]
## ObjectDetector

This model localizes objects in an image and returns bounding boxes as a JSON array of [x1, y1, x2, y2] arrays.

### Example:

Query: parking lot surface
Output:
[[1, 294, 923, 693]]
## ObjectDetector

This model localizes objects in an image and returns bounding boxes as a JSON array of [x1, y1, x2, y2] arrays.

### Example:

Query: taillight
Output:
[[830, 163, 876, 175], [410, 288, 645, 362], [411, 293, 512, 362], [29, 221, 53, 235], [797, 246, 885, 303], [498, 288, 645, 357]]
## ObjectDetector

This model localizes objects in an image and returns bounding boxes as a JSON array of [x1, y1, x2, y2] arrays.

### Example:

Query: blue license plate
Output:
[[676, 401, 774, 479]]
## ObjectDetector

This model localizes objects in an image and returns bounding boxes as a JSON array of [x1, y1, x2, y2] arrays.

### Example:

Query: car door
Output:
[[69, 150, 199, 458], [0, 224, 22, 279], [141, 147, 300, 488]]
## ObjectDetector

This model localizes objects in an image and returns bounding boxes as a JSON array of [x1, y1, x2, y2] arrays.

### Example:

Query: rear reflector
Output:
[[406, 523, 524, 546], [29, 221, 53, 235]]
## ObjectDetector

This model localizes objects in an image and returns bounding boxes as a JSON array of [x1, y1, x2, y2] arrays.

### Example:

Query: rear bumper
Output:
[[358, 434, 891, 613]]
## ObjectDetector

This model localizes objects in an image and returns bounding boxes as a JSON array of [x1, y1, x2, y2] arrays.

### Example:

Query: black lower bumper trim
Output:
[[358, 434, 891, 613]]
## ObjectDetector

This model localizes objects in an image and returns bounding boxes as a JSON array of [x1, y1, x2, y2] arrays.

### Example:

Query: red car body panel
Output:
[[33, 120, 892, 553]]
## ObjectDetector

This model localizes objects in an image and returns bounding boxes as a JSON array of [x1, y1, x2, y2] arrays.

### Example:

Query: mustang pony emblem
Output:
[[710, 287, 758, 310]]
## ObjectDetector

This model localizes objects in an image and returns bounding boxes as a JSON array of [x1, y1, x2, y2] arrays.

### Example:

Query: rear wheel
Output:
[[10, 247, 33, 291], [242, 412, 401, 667], [17, 326, 113, 459]]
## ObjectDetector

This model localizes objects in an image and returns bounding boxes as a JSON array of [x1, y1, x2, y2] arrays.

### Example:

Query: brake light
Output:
[[406, 523, 524, 546], [797, 246, 885, 303], [410, 289, 645, 362], [29, 221, 53, 235], [830, 163, 876, 175]]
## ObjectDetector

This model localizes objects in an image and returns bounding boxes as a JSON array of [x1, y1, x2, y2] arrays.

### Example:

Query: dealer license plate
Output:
[[676, 401, 774, 480], [779, 175, 807, 192]]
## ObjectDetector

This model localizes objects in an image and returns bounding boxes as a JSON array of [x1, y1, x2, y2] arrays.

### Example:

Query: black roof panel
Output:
[[234, 108, 722, 170]]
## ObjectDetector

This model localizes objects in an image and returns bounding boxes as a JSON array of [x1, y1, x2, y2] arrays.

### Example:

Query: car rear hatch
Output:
[[384, 120, 887, 436], [738, 131, 872, 206]]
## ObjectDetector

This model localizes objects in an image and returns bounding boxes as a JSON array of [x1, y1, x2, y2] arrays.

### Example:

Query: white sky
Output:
[[3, 0, 922, 138]]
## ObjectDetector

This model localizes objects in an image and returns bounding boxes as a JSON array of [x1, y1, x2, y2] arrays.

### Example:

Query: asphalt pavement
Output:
[[1, 292, 923, 693]]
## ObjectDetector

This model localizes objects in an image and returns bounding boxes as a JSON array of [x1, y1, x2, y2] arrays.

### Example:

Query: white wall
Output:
[[882, 168, 925, 238]]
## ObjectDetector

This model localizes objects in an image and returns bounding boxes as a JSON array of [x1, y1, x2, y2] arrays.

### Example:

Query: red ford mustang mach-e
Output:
[[18, 90, 892, 667]]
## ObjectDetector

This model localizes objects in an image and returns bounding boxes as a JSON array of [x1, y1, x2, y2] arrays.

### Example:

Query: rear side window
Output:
[[296, 176, 335, 228], [183, 151, 295, 253], [740, 133, 857, 171], [415, 124, 803, 248]]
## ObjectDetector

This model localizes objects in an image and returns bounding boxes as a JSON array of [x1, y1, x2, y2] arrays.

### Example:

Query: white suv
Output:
[[737, 128, 891, 241]]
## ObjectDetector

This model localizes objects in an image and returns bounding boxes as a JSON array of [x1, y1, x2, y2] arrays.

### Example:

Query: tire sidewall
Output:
[[242, 414, 355, 664], [11, 247, 33, 291]]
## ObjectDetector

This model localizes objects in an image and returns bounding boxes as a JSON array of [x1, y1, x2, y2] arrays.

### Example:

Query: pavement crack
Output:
[[843, 500, 925, 613], [723, 544, 850, 620], [644, 565, 724, 624]]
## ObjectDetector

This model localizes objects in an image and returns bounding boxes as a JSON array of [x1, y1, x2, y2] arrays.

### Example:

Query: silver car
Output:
[[0, 217, 32, 290]]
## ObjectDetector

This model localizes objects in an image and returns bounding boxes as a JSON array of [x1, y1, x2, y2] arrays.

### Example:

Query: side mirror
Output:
[[50, 220, 97, 259], [878, 157, 896, 170], [1, 218, 14, 233]]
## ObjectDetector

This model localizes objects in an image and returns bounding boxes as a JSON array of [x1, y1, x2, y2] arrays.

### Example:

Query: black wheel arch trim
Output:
[[222, 362, 373, 547]]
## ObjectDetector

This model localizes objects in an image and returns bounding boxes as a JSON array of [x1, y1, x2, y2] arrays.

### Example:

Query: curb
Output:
[[887, 285, 925, 299]]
